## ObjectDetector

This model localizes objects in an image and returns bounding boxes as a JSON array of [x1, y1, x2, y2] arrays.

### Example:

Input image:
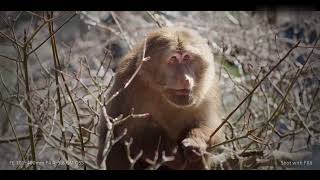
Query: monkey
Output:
[[97, 27, 224, 170]]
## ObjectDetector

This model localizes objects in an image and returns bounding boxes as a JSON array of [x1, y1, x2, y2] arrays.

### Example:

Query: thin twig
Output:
[[242, 37, 319, 153], [147, 11, 163, 28], [27, 12, 77, 56], [125, 137, 143, 170], [110, 11, 133, 49], [47, 11, 69, 170], [0, 54, 20, 62], [208, 128, 257, 151], [0, 134, 41, 144], [209, 40, 301, 143], [0, 31, 23, 47], [22, 29, 37, 170]]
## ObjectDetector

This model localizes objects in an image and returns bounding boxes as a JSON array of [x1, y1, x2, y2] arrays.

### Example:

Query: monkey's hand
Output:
[[181, 128, 208, 162]]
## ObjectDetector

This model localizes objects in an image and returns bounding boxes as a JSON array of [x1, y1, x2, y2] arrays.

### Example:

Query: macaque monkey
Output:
[[97, 27, 224, 170]]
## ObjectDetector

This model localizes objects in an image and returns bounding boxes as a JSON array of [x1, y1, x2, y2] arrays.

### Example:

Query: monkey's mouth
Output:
[[164, 89, 194, 106], [171, 89, 192, 96], [164, 88, 192, 97]]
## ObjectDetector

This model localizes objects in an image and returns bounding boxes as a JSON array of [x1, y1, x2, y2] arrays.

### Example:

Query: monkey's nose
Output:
[[178, 78, 190, 89], [184, 78, 190, 88]]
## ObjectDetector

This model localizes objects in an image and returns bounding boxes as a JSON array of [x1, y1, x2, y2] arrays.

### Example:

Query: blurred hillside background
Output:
[[0, 11, 319, 170]]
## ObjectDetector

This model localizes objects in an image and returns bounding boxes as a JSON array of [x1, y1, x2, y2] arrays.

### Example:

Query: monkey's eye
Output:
[[168, 56, 179, 64]]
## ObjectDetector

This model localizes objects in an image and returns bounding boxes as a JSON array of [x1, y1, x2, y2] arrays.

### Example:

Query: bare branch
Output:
[[209, 40, 301, 144]]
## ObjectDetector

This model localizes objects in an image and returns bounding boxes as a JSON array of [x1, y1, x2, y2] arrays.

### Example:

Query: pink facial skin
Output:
[[166, 52, 194, 94]]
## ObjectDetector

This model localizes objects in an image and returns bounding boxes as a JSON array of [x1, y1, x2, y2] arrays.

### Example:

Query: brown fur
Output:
[[97, 27, 224, 170]]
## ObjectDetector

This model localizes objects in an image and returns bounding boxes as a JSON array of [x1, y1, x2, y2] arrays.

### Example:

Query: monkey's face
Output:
[[156, 47, 210, 108], [141, 27, 214, 108], [161, 51, 198, 107]]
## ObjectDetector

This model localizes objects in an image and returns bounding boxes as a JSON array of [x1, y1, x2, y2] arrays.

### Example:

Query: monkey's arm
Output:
[[184, 87, 224, 149], [183, 98, 224, 148], [180, 126, 224, 170], [181, 126, 217, 153], [180, 106, 224, 169]]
